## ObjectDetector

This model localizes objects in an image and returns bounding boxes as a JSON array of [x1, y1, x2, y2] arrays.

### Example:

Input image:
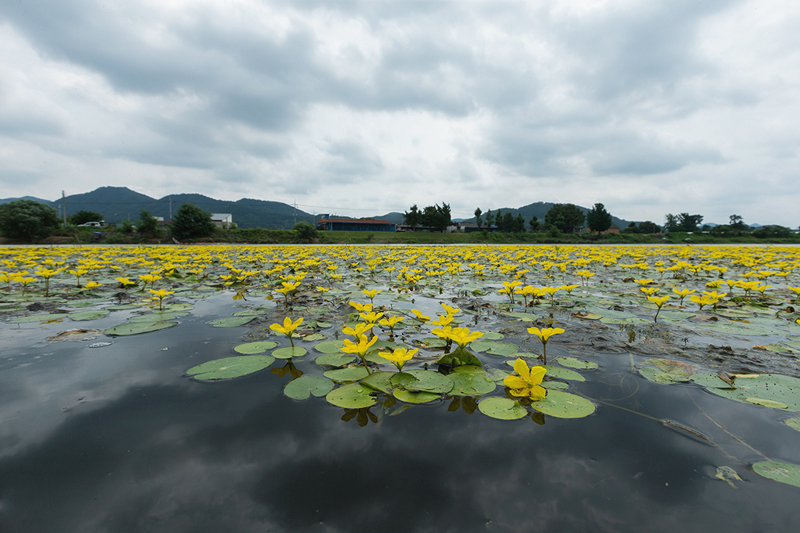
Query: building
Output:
[[316, 217, 395, 232], [211, 213, 233, 229]]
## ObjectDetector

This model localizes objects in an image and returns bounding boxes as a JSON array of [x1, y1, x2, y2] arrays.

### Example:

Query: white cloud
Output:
[[0, 0, 798, 226]]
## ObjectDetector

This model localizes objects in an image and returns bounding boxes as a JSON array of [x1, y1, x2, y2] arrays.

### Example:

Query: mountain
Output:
[[469, 202, 633, 229], [0, 186, 314, 229], [376, 212, 405, 225], [0, 196, 52, 205]]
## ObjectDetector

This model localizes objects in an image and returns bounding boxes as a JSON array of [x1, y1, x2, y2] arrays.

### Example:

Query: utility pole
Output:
[[61, 190, 67, 227]]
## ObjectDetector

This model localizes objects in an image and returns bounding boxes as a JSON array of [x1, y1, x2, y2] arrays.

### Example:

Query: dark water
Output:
[[2, 299, 800, 532]]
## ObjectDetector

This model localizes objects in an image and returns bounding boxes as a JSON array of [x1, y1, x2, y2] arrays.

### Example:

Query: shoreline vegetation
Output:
[[2, 226, 799, 246]]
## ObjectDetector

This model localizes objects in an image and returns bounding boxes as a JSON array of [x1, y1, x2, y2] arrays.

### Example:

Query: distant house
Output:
[[316, 217, 395, 232], [587, 224, 620, 235], [211, 213, 233, 228], [451, 222, 481, 233]]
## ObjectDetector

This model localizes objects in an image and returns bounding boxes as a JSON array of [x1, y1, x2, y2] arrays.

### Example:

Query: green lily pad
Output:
[[557, 357, 598, 370], [689, 373, 734, 389], [784, 418, 800, 432], [417, 337, 447, 349], [390, 370, 454, 394], [104, 303, 144, 310], [639, 367, 692, 384], [233, 309, 262, 316], [273, 346, 307, 359], [326, 383, 377, 409], [478, 397, 527, 420], [691, 373, 800, 410], [469, 340, 497, 353], [103, 321, 177, 336], [504, 362, 585, 382], [208, 316, 255, 327], [746, 398, 788, 409], [314, 340, 346, 353], [67, 309, 110, 321], [436, 349, 484, 367], [541, 381, 569, 390], [234, 341, 278, 354], [482, 331, 504, 340], [10, 313, 67, 323], [128, 311, 189, 323], [284, 375, 335, 400], [600, 316, 650, 325], [316, 321, 333, 328], [448, 372, 496, 396], [302, 333, 327, 342], [486, 368, 512, 382], [324, 366, 370, 383], [186, 355, 275, 381], [531, 390, 596, 419], [393, 389, 441, 403], [752, 461, 800, 488], [485, 342, 520, 356], [315, 353, 356, 367], [451, 365, 486, 375], [361, 371, 395, 394]]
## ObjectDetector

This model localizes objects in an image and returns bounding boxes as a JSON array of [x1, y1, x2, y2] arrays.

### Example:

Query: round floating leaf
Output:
[[187, 355, 275, 381], [746, 398, 788, 409], [315, 353, 356, 367], [208, 316, 255, 327], [689, 373, 734, 389], [784, 418, 800, 432], [557, 357, 598, 370], [469, 340, 496, 353], [486, 342, 519, 356], [326, 383, 377, 409], [753, 461, 800, 488], [502, 312, 538, 322], [478, 397, 527, 420], [324, 366, 370, 383], [486, 368, 512, 382], [542, 381, 569, 391], [284, 375, 335, 400], [600, 316, 650, 325], [418, 337, 447, 349], [302, 333, 327, 342], [531, 390, 596, 419], [482, 331, 504, 340], [393, 389, 441, 404], [316, 321, 333, 329], [451, 365, 486, 375], [693, 373, 800, 411], [233, 309, 261, 317], [234, 341, 278, 354], [391, 370, 454, 394], [314, 340, 346, 353], [639, 367, 691, 384], [68, 310, 110, 321], [448, 372, 496, 396], [103, 321, 177, 336], [273, 346, 307, 359], [361, 371, 395, 394], [104, 303, 144, 310], [10, 313, 67, 323]]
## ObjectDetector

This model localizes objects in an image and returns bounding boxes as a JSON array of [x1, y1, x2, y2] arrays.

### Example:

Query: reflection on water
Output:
[[2, 299, 800, 532]]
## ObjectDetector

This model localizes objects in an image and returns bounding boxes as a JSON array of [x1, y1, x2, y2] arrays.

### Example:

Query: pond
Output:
[[1, 244, 800, 532]]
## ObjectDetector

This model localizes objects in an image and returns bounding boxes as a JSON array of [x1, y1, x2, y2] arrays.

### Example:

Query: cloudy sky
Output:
[[1, 0, 798, 225]]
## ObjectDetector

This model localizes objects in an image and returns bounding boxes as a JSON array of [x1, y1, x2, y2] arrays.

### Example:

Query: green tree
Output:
[[403, 205, 421, 230], [485, 209, 495, 230], [514, 213, 526, 232], [420, 203, 452, 232], [293, 221, 319, 242], [586, 203, 612, 233], [474, 208, 483, 229], [529, 215, 540, 232], [729, 214, 747, 231], [137, 209, 158, 234], [678, 213, 703, 232], [501, 211, 514, 232], [664, 214, 679, 232], [544, 204, 585, 234], [0, 200, 60, 242], [639, 221, 660, 233], [171, 203, 216, 240], [70, 210, 104, 225]]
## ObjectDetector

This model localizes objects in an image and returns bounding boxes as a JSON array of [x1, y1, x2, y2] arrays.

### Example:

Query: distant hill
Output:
[[0, 186, 313, 229], [0, 196, 52, 205]]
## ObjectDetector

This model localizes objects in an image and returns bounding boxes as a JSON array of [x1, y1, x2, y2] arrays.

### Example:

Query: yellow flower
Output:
[[270, 316, 303, 346], [359, 311, 385, 324], [349, 301, 372, 313], [115, 277, 136, 287], [527, 327, 565, 343], [343, 322, 374, 340], [448, 327, 483, 348], [410, 309, 430, 321], [441, 303, 460, 315], [84, 281, 101, 289], [431, 325, 453, 340], [316, 286, 329, 292], [634, 278, 653, 286], [672, 288, 695, 305], [640, 287, 659, 296], [503, 358, 547, 400], [379, 347, 418, 371], [341, 335, 378, 357], [647, 295, 670, 307], [430, 314, 454, 327], [149, 288, 175, 310]]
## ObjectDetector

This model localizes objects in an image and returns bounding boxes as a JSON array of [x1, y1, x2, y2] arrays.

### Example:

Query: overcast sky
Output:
[[1, 0, 798, 225]]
